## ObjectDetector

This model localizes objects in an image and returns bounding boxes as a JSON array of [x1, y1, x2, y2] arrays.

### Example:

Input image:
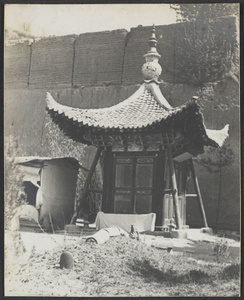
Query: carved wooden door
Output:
[[113, 156, 154, 214]]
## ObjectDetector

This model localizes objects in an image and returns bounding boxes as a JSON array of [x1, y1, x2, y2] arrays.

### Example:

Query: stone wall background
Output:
[[4, 17, 240, 230]]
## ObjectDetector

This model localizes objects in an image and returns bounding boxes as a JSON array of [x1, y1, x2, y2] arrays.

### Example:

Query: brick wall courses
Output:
[[4, 42, 31, 88], [29, 35, 76, 88], [73, 30, 128, 86]]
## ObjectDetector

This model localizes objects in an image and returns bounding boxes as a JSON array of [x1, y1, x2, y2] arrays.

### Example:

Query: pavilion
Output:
[[45, 26, 229, 230]]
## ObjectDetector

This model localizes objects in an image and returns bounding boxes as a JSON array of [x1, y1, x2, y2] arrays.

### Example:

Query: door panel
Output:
[[135, 164, 153, 187], [114, 194, 132, 213], [115, 164, 133, 188], [113, 154, 155, 214], [135, 195, 152, 214]]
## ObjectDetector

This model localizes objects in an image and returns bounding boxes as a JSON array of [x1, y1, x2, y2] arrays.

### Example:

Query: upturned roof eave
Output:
[[45, 82, 174, 129], [45, 84, 228, 149], [45, 86, 201, 132]]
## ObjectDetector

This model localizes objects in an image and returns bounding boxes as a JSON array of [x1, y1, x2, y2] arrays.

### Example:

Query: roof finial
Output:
[[142, 25, 162, 83], [144, 25, 161, 61], [148, 25, 158, 48]]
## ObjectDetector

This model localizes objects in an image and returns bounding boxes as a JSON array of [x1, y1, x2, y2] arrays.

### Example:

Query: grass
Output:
[[5, 234, 240, 297]]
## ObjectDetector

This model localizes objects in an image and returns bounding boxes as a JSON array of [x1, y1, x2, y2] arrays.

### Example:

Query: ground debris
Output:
[[4, 232, 240, 297]]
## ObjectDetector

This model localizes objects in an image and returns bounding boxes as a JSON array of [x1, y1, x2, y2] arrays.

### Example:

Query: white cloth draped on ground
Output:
[[85, 226, 128, 244], [95, 211, 156, 233]]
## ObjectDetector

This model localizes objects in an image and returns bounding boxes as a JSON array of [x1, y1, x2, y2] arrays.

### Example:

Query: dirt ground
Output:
[[4, 229, 240, 297]]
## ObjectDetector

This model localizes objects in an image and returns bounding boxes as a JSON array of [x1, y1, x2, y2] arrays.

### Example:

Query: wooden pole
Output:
[[167, 146, 182, 230], [70, 147, 102, 224], [181, 163, 191, 226], [189, 159, 208, 228]]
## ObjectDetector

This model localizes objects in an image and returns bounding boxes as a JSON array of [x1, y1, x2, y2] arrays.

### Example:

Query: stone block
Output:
[[60, 251, 74, 269], [171, 229, 188, 239], [200, 227, 213, 235]]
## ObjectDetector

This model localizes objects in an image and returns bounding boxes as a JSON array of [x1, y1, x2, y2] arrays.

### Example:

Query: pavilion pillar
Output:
[[167, 146, 182, 230], [189, 159, 208, 228], [70, 146, 102, 224], [181, 162, 191, 225]]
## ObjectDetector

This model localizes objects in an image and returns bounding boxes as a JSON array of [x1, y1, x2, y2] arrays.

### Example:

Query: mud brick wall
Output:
[[73, 30, 127, 86], [4, 42, 31, 88], [29, 35, 76, 88], [5, 17, 237, 89]]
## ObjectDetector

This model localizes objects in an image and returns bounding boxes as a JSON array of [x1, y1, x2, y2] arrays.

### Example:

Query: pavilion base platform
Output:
[[141, 229, 220, 253], [140, 226, 213, 240], [200, 227, 214, 235], [171, 229, 188, 239]]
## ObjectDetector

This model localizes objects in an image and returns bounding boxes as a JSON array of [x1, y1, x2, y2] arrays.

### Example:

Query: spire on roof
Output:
[[144, 25, 161, 61], [142, 25, 162, 83]]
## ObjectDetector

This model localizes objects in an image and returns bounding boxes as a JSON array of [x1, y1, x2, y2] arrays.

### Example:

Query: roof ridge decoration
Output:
[[142, 25, 162, 84]]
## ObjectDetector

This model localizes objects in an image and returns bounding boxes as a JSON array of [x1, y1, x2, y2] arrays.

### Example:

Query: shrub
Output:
[[213, 238, 230, 261], [220, 264, 240, 280], [170, 4, 239, 86], [4, 136, 27, 230]]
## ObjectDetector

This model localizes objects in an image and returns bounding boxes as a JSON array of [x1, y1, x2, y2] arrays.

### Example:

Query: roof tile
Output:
[[46, 83, 173, 130]]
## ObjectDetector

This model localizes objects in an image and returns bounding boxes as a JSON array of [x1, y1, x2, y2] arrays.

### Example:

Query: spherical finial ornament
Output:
[[142, 61, 162, 81], [142, 25, 162, 82]]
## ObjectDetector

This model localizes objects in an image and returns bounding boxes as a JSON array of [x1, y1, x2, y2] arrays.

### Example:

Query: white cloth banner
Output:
[[95, 211, 156, 233]]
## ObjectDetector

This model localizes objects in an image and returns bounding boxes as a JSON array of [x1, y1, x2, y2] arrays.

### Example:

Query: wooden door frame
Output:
[[112, 153, 155, 214], [102, 151, 165, 216]]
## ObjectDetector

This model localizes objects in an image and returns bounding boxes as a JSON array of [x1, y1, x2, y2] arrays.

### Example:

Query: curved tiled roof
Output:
[[46, 81, 229, 149], [46, 82, 175, 130]]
